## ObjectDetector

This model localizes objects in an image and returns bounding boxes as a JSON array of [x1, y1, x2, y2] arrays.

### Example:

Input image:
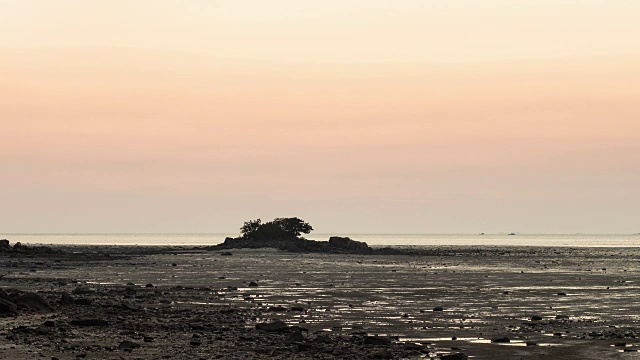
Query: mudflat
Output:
[[2, 245, 640, 359]]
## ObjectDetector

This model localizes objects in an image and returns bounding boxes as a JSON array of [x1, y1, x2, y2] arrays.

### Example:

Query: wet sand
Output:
[[2, 245, 640, 359]]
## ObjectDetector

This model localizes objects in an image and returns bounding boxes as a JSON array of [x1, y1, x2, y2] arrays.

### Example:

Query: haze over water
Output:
[[2, 233, 639, 247]]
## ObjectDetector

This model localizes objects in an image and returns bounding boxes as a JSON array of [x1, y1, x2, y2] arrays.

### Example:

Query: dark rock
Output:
[[403, 343, 425, 351], [555, 314, 570, 320], [190, 340, 201, 346], [557, 292, 567, 296], [118, 340, 140, 350], [364, 336, 392, 346], [491, 337, 510, 343], [440, 353, 469, 360], [43, 320, 55, 327], [60, 292, 75, 305], [0, 298, 17, 314], [74, 298, 92, 305], [70, 319, 109, 327], [248, 281, 258, 287], [291, 306, 305, 312], [0, 288, 11, 302], [145, 283, 154, 288], [0, 239, 9, 249], [328, 237, 372, 253], [369, 349, 393, 359], [72, 287, 95, 295], [220, 252, 233, 256], [144, 336, 154, 342], [255, 320, 289, 332], [531, 315, 543, 321], [287, 329, 305, 343], [268, 306, 287, 312], [433, 306, 444, 311], [13, 292, 52, 310]]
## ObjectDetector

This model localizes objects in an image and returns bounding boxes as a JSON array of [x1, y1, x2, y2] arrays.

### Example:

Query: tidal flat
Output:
[[2, 245, 640, 359]]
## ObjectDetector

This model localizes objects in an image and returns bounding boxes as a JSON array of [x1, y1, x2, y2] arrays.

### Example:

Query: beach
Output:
[[2, 244, 640, 359]]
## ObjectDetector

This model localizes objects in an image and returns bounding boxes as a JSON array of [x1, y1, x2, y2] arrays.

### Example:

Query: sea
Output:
[[0, 233, 639, 247]]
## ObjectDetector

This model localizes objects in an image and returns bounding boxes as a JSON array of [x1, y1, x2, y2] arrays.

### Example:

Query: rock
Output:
[[13, 292, 52, 310], [60, 292, 75, 305], [0, 239, 9, 249], [555, 314, 570, 320], [0, 288, 11, 302], [557, 292, 567, 296], [491, 336, 510, 343], [70, 319, 110, 327], [531, 315, 543, 321], [255, 320, 289, 332], [440, 353, 469, 360], [248, 281, 258, 287], [0, 298, 17, 314], [403, 343, 425, 351], [287, 329, 305, 343], [144, 336, 154, 342], [72, 286, 95, 295], [117, 340, 140, 350], [220, 252, 233, 256], [145, 283, 154, 288], [190, 340, 201, 346], [433, 306, 444, 311], [268, 306, 287, 312], [74, 298, 92, 306], [43, 320, 55, 327], [291, 306, 305, 312], [526, 341, 538, 346], [328, 236, 372, 253], [369, 349, 393, 359], [364, 336, 392, 346]]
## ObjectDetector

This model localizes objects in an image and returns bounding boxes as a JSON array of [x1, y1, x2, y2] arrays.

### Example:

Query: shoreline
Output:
[[3, 244, 640, 359]]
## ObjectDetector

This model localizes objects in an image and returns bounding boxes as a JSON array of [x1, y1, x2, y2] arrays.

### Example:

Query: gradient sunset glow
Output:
[[1, 1, 639, 233]]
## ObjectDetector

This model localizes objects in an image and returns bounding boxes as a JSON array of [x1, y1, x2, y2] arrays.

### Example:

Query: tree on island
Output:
[[240, 217, 313, 240]]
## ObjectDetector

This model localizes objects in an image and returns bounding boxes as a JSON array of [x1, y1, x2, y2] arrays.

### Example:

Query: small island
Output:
[[209, 217, 374, 254]]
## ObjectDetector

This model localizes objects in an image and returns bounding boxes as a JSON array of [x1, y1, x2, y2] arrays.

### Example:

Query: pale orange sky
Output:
[[1, 1, 639, 233]]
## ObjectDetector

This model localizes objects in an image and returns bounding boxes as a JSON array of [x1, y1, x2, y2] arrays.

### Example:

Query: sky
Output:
[[1, 1, 639, 234]]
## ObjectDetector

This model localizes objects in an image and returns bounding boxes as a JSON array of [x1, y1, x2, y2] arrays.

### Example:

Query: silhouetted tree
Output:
[[273, 217, 313, 237], [239, 217, 313, 240], [240, 219, 262, 238]]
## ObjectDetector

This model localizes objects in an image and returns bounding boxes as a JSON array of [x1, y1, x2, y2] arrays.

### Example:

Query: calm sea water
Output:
[[0, 233, 639, 247]]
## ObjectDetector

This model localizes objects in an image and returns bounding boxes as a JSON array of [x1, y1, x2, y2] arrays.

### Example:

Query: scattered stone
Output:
[[255, 320, 289, 332], [248, 281, 258, 287], [118, 340, 140, 350], [72, 286, 95, 295], [491, 337, 510, 343], [531, 315, 543, 321], [12, 292, 52, 310], [440, 353, 468, 360], [364, 336, 392, 346], [369, 349, 393, 359], [433, 306, 444, 311], [60, 292, 75, 305], [0, 298, 17, 314], [70, 319, 110, 327]]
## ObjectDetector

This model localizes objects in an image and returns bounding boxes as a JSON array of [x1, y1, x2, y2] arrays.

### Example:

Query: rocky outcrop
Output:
[[209, 236, 374, 254], [0, 239, 60, 255]]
